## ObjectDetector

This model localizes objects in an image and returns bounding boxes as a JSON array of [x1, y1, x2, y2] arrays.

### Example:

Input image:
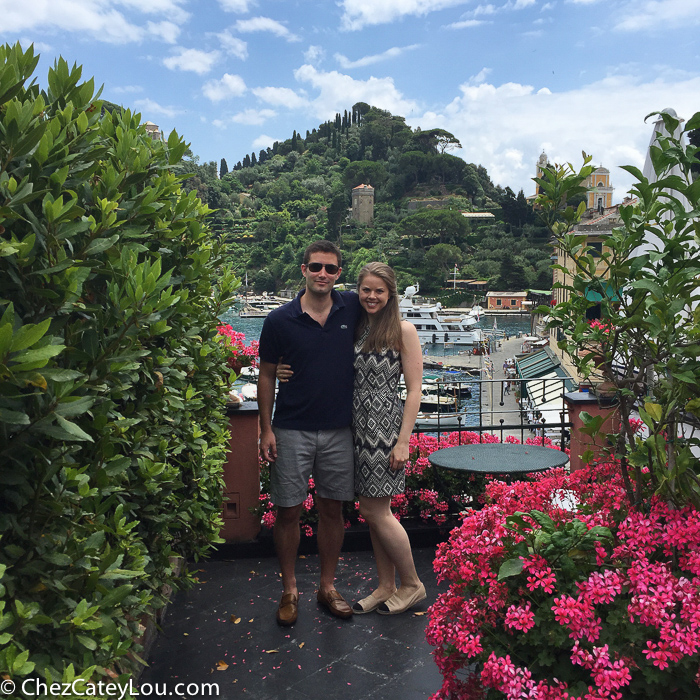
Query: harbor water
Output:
[[220, 310, 534, 430]]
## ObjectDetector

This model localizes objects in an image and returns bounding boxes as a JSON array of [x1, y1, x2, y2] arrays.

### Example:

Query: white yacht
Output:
[[399, 285, 484, 346]]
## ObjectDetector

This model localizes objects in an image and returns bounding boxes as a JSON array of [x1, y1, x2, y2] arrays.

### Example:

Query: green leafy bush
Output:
[[0, 43, 237, 691]]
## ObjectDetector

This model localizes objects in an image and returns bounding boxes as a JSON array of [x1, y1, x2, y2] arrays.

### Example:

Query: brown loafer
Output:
[[317, 589, 353, 619], [276, 593, 298, 626]]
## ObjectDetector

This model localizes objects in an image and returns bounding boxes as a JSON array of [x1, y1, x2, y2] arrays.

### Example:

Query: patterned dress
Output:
[[352, 328, 405, 497]]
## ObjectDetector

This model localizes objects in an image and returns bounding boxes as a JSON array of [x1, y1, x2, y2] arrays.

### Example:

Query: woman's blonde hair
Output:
[[356, 262, 403, 353]]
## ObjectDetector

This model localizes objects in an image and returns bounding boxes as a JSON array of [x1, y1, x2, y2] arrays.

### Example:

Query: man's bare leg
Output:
[[274, 503, 304, 595], [315, 496, 345, 593]]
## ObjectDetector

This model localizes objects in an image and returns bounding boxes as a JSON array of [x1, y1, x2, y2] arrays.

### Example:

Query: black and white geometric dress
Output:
[[352, 328, 405, 497]]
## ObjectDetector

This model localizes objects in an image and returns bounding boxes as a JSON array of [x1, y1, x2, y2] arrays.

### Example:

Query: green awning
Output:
[[584, 282, 621, 302]]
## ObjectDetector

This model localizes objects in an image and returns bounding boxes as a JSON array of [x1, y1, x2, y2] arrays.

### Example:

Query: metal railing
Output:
[[411, 375, 573, 448]]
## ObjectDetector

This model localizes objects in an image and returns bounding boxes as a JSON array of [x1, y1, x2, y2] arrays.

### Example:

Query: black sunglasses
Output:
[[306, 262, 339, 274]]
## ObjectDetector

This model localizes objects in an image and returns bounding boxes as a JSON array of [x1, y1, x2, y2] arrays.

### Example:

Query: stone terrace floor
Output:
[[140, 546, 446, 700]]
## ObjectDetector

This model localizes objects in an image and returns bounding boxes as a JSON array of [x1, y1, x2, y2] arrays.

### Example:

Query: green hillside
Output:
[[181, 103, 553, 297]]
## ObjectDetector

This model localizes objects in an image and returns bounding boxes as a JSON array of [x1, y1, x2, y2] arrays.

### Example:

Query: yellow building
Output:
[[531, 154, 614, 212], [583, 167, 614, 211]]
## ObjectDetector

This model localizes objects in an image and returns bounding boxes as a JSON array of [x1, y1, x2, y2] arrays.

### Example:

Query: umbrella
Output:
[[634, 108, 690, 257]]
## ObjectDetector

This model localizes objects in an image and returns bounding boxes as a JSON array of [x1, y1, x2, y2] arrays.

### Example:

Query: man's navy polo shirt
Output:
[[258, 289, 360, 431]]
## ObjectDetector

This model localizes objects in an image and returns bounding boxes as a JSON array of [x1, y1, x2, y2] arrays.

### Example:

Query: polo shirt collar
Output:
[[291, 288, 345, 318]]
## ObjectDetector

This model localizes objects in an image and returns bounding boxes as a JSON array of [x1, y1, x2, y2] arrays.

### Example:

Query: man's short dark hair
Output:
[[303, 240, 342, 267]]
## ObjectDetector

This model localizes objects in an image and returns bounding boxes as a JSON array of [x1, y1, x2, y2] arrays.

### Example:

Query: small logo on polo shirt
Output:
[[341, 324, 348, 329]]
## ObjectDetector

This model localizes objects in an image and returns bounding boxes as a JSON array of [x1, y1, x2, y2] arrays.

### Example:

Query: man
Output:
[[257, 240, 360, 627]]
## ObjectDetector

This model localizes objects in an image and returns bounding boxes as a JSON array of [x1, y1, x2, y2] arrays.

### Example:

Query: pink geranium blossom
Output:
[[426, 459, 700, 699]]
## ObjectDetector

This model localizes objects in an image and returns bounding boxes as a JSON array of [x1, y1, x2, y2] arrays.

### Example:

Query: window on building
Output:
[[589, 241, 603, 257], [511, 299, 517, 305], [496, 299, 502, 306]]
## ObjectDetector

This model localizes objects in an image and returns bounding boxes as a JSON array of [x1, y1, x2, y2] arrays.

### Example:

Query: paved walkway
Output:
[[140, 546, 446, 700], [424, 335, 533, 441]]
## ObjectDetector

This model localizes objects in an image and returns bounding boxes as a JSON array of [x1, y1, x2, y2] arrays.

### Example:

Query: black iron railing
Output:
[[411, 375, 573, 448]]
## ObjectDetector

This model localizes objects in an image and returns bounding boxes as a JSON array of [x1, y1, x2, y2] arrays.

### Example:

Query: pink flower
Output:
[[504, 602, 536, 633]]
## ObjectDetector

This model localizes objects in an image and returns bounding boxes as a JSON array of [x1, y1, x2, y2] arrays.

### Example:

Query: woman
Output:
[[350, 262, 425, 615], [278, 262, 425, 614]]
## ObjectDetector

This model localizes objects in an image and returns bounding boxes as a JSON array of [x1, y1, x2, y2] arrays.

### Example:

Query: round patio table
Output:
[[428, 443, 569, 479], [429, 444, 570, 510]]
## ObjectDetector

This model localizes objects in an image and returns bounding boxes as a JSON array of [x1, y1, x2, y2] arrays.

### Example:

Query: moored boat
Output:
[[399, 285, 484, 346]]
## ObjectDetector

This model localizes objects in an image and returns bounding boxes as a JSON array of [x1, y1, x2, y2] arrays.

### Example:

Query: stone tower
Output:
[[351, 184, 374, 224]]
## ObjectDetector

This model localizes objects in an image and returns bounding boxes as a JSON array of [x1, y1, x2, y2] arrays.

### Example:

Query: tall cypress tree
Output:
[[219, 158, 228, 178]]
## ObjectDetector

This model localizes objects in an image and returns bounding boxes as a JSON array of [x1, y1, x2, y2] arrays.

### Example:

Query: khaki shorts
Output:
[[270, 426, 355, 507]]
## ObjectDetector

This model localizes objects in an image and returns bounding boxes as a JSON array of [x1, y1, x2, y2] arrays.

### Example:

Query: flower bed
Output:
[[427, 460, 700, 699], [216, 325, 259, 371]]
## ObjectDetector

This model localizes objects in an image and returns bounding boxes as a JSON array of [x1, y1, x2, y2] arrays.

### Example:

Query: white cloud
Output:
[[408, 71, 700, 198], [215, 30, 248, 59], [252, 134, 277, 150], [541, 2, 556, 8], [446, 19, 488, 28], [448, 0, 538, 24], [468, 67, 492, 84], [163, 48, 220, 74], [613, 0, 700, 31], [471, 4, 499, 15], [0, 0, 192, 42], [23, 38, 53, 52], [111, 84, 144, 94], [147, 20, 181, 43], [294, 64, 419, 119], [252, 86, 308, 109], [202, 73, 247, 102], [1, 0, 146, 43], [234, 16, 301, 42], [217, 0, 255, 11], [304, 45, 326, 65], [133, 97, 181, 118], [334, 44, 420, 69], [116, 0, 189, 23], [340, 0, 470, 30], [232, 108, 277, 124]]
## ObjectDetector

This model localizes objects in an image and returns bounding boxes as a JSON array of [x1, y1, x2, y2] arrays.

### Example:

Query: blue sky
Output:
[[2, 0, 699, 198]]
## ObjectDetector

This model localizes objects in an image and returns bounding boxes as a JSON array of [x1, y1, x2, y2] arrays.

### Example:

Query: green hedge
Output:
[[0, 44, 237, 693]]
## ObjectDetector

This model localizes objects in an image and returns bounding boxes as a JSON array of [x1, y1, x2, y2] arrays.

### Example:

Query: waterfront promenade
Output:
[[425, 334, 529, 440]]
